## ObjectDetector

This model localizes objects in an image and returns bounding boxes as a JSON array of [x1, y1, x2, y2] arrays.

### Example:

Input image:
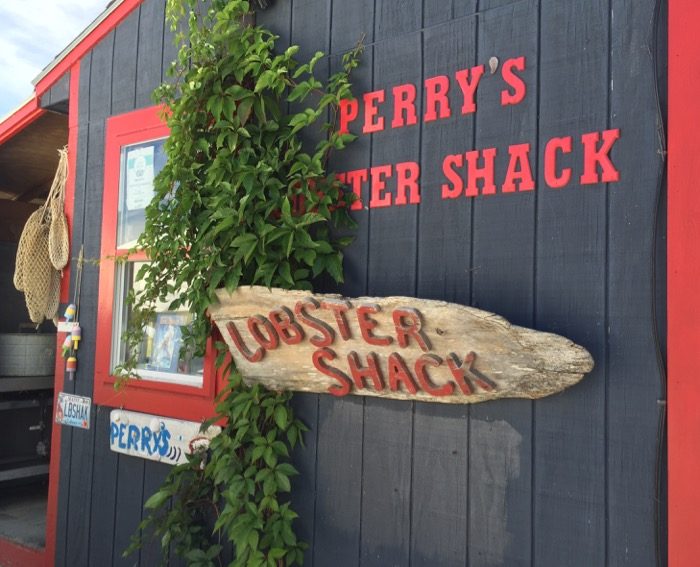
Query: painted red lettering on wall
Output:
[[330, 54, 621, 208]]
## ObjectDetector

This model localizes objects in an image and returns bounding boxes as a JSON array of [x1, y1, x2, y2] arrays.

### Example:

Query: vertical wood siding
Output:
[[39, 72, 70, 113], [56, 0, 666, 565]]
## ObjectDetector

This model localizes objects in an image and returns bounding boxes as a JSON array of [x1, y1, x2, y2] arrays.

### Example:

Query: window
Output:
[[95, 106, 220, 421], [112, 261, 204, 387], [117, 138, 167, 250]]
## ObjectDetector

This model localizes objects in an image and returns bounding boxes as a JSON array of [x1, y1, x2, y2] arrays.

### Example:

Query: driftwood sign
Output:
[[208, 286, 594, 404], [109, 410, 221, 465]]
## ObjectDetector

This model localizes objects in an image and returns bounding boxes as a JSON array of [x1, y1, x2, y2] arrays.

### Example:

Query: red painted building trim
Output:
[[668, 2, 700, 566], [93, 106, 221, 423], [0, 538, 44, 567], [0, 63, 78, 567], [34, 0, 143, 97], [43, 62, 81, 567], [0, 97, 44, 147]]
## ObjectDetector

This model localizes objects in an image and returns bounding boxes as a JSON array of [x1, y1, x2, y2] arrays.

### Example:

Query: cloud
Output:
[[0, 0, 107, 117]]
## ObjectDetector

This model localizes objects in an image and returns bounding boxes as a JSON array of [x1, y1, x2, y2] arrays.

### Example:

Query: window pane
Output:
[[114, 261, 204, 387], [117, 138, 167, 249]]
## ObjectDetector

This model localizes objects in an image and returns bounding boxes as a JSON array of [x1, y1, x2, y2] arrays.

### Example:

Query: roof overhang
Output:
[[0, 110, 68, 203], [0, 97, 43, 147]]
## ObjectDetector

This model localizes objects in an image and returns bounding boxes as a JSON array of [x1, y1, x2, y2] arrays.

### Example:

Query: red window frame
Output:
[[95, 105, 222, 421]]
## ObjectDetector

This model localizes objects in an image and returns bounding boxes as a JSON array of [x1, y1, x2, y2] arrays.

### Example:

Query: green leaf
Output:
[[185, 548, 207, 561], [308, 50, 324, 72], [274, 405, 287, 429], [292, 63, 309, 79], [288, 82, 312, 102], [248, 530, 259, 551], [327, 252, 344, 283], [227, 85, 251, 100], [281, 197, 292, 223], [275, 470, 291, 492], [315, 240, 333, 253], [237, 97, 254, 125], [276, 463, 297, 476], [269, 548, 286, 560], [207, 544, 223, 559], [211, 215, 234, 237], [271, 440, 289, 457], [251, 446, 265, 462], [144, 489, 170, 510], [231, 233, 258, 247], [223, 97, 235, 121], [254, 71, 273, 93], [263, 447, 277, 468], [284, 45, 299, 59], [279, 262, 294, 286], [287, 426, 298, 447]]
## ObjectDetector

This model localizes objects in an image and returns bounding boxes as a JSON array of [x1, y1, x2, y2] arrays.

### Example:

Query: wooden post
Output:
[[669, 1, 700, 565]]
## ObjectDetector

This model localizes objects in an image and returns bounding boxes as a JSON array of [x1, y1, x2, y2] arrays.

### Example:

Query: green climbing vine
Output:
[[121, 0, 362, 564]]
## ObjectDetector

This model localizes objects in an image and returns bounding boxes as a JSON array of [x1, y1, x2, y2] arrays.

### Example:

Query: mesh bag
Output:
[[49, 198, 69, 270], [48, 148, 69, 269], [23, 222, 53, 324], [45, 268, 61, 321], [13, 208, 45, 292], [14, 146, 69, 324]]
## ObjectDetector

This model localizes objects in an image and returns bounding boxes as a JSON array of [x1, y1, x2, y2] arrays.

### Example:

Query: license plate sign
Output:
[[55, 392, 91, 429]]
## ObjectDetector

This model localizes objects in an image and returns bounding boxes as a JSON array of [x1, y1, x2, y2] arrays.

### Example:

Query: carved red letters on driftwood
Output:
[[224, 300, 488, 398], [209, 287, 595, 405]]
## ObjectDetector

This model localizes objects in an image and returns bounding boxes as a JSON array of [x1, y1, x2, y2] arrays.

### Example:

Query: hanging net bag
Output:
[[13, 146, 70, 325], [13, 208, 44, 292], [23, 222, 54, 324], [45, 267, 62, 321], [48, 147, 69, 270]]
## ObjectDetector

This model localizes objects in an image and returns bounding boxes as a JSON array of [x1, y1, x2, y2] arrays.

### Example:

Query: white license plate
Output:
[[55, 392, 91, 429]]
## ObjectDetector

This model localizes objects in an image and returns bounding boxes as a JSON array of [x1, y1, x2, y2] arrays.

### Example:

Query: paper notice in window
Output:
[[126, 145, 155, 210]]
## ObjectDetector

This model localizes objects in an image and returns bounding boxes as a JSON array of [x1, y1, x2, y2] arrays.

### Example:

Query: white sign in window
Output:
[[117, 138, 166, 250]]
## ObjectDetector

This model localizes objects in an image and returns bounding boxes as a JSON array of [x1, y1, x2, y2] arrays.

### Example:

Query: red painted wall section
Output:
[[43, 61, 81, 567], [0, 538, 44, 567], [0, 55, 79, 567], [668, 2, 700, 566]]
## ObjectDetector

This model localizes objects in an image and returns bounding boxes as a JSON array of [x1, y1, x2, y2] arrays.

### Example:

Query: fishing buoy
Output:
[[66, 356, 77, 380], [61, 334, 72, 358], [63, 303, 76, 321], [71, 325, 81, 350]]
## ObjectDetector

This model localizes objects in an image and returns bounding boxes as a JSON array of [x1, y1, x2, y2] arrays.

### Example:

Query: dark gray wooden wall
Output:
[[55, 0, 667, 565], [40, 72, 70, 114], [55, 1, 178, 565]]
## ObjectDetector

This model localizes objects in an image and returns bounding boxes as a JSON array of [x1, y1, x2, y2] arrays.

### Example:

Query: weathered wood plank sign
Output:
[[109, 410, 221, 465], [209, 287, 594, 404]]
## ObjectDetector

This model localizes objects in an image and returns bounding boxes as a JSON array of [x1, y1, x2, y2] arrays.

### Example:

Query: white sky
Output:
[[0, 0, 107, 117]]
